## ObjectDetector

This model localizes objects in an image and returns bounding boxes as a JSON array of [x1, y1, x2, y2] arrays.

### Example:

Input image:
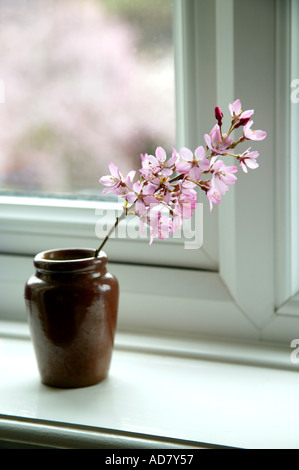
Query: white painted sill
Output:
[[0, 321, 299, 449]]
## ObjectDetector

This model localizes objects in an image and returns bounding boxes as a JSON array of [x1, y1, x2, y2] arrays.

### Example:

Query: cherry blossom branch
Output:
[[96, 99, 266, 251]]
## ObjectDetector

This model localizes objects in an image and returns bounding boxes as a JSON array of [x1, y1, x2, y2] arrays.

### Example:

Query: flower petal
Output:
[[179, 147, 193, 162], [240, 161, 248, 173], [189, 165, 202, 181], [100, 175, 115, 186], [143, 183, 157, 195], [102, 187, 113, 195], [194, 146, 206, 160], [253, 130, 267, 141], [229, 99, 241, 116], [126, 191, 138, 203], [204, 134, 212, 148], [240, 109, 254, 119], [199, 158, 210, 171], [109, 162, 120, 178], [176, 161, 191, 174], [245, 160, 259, 169], [155, 146, 167, 162], [126, 170, 136, 182]]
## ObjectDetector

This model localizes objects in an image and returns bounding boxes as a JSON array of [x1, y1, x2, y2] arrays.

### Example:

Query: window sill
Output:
[[0, 321, 298, 449]]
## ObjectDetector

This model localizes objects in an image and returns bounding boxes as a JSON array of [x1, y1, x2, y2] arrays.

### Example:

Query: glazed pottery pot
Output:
[[24, 248, 119, 388]]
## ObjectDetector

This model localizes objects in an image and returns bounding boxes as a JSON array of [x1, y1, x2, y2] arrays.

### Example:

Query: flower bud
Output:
[[234, 117, 250, 129], [215, 106, 223, 126]]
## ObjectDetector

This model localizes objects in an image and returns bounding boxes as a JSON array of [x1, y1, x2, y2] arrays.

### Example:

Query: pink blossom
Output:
[[146, 206, 173, 244], [129, 181, 158, 215], [173, 191, 198, 222], [229, 99, 254, 120], [243, 120, 267, 141], [176, 178, 197, 203], [100, 162, 135, 196], [155, 178, 173, 205], [211, 160, 238, 195], [176, 146, 210, 181], [206, 158, 237, 211], [204, 125, 233, 155], [162, 147, 179, 176], [206, 182, 222, 212], [167, 179, 198, 230], [177, 178, 197, 195], [238, 148, 259, 173], [140, 146, 178, 181]]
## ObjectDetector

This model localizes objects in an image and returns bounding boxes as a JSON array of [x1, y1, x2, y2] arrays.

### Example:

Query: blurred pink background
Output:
[[0, 0, 175, 195]]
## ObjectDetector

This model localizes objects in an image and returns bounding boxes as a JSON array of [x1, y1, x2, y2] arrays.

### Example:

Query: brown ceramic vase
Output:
[[24, 248, 119, 388]]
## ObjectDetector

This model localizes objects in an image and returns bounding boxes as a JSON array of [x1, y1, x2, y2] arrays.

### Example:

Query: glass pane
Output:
[[0, 0, 174, 197]]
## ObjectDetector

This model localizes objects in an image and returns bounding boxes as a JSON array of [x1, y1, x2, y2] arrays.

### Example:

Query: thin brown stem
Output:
[[169, 173, 184, 184], [94, 207, 128, 257]]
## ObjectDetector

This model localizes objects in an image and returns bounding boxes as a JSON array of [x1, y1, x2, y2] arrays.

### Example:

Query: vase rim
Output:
[[34, 248, 107, 274]]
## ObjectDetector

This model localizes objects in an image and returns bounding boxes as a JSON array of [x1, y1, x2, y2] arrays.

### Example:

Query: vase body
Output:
[[24, 248, 119, 388]]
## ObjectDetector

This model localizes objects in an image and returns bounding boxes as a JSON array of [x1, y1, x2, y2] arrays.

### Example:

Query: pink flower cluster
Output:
[[100, 99, 266, 244]]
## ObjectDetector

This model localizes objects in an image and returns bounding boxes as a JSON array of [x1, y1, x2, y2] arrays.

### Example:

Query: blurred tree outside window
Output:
[[0, 0, 175, 197]]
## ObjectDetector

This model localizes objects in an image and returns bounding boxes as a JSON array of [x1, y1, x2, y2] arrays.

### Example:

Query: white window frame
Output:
[[0, 0, 298, 347], [275, 0, 299, 317]]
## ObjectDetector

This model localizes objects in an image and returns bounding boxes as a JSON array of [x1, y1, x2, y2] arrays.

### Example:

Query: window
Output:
[[0, 0, 175, 194], [1, 0, 299, 347], [0, 0, 218, 270], [0, 0, 216, 270]]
